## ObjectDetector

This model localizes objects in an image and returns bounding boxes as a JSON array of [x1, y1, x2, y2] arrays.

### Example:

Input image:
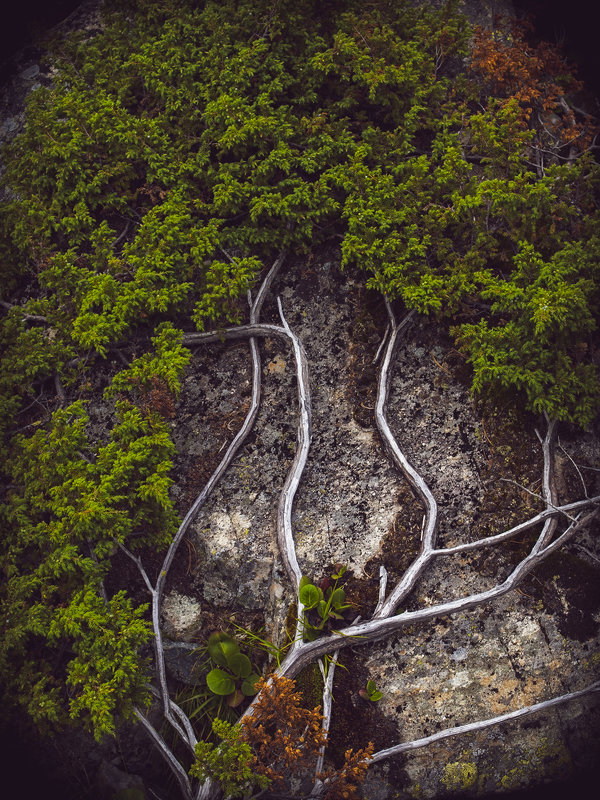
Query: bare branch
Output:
[[185, 318, 312, 597], [532, 415, 558, 553], [372, 302, 437, 618], [574, 543, 600, 566], [273, 509, 598, 679], [432, 495, 600, 555], [276, 297, 312, 594], [116, 541, 155, 594], [152, 324, 265, 726], [134, 707, 193, 800], [112, 219, 131, 249], [372, 323, 390, 367], [251, 249, 287, 322], [558, 438, 590, 499], [373, 565, 388, 616], [147, 685, 198, 750], [369, 680, 600, 761], [313, 651, 339, 784], [139, 255, 288, 777], [54, 375, 66, 406]]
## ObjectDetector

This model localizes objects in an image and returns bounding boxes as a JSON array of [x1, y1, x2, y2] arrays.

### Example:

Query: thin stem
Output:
[[313, 651, 339, 782], [276, 297, 312, 594], [558, 438, 589, 499], [531, 416, 558, 553], [431, 495, 600, 555]]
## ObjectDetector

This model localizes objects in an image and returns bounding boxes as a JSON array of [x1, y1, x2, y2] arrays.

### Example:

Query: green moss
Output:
[[441, 759, 478, 792], [499, 738, 572, 791], [295, 662, 323, 709]]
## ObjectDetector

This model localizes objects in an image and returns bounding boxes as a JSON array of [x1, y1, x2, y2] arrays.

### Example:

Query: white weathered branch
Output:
[[373, 302, 438, 619], [431, 495, 600, 555], [275, 298, 312, 595], [130, 256, 289, 777], [369, 680, 600, 761], [184, 318, 312, 597], [134, 707, 193, 800], [272, 508, 598, 679], [376, 565, 388, 612], [153, 267, 288, 732], [313, 651, 339, 783], [531, 415, 558, 553]]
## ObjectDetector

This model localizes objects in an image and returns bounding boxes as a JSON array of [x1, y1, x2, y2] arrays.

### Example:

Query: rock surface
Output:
[[167, 251, 600, 798], [1, 0, 599, 797]]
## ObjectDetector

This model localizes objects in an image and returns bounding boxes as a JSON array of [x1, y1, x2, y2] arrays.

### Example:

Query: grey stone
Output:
[[167, 255, 600, 797], [94, 761, 147, 800], [161, 591, 203, 641], [19, 64, 40, 81]]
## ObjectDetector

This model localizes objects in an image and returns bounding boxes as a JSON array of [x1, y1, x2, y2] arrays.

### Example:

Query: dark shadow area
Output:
[[0, 1, 85, 65], [513, 0, 600, 96]]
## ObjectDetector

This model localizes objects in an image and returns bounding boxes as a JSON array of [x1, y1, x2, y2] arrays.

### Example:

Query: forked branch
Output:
[[132, 283, 599, 799]]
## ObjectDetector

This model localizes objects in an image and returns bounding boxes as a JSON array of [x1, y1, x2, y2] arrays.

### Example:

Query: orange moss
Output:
[[469, 18, 595, 153], [240, 674, 374, 797]]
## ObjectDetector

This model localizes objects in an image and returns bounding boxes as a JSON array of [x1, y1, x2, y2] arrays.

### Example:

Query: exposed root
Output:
[[131, 277, 599, 799]]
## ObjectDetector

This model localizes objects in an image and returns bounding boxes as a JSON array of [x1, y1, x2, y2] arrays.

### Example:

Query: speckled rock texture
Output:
[[167, 253, 600, 798], [2, 1, 599, 797]]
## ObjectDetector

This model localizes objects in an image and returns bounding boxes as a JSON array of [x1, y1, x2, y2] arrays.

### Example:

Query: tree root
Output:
[[129, 275, 600, 799]]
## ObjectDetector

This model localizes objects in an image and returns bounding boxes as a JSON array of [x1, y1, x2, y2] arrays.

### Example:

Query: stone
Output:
[[94, 761, 147, 800], [19, 64, 40, 81], [161, 591, 203, 641], [168, 254, 600, 797]]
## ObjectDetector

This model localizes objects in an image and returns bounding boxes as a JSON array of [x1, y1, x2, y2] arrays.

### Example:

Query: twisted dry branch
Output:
[[130, 276, 599, 799], [369, 680, 600, 761]]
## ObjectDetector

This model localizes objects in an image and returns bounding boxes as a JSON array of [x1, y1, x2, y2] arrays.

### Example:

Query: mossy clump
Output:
[[441, 759, 478, 792]]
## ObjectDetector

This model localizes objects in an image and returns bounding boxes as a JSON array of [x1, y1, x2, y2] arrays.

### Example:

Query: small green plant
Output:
[[299, 565, 353, 640], [206, 633, 261, 707], [359, 679, 383, 702], [231, 623, 286, 668], [190, 718, 270, 798], [173, 664, 238, 744]]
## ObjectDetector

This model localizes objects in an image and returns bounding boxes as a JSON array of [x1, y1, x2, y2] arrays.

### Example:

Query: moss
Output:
[[498, 738, 572, 791], [294, 662, 323, 710], [583, 650, 600, 670], [441, 759, 478, 792]]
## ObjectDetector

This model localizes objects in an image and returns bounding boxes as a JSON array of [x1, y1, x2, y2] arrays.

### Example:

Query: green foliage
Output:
[[454, 233, 600, 423], [57, 590, 151, 738], [300, 566, 353, 640], [190, 718, 270, 798], [1, 0, 599, 767], [0, 401, 178, 737], [338, 17, 600, 425], [106, 322, 191, 398], [205, 633, 261, 707], [359, 679, 383, 702], [0, 305, 76, 446]]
